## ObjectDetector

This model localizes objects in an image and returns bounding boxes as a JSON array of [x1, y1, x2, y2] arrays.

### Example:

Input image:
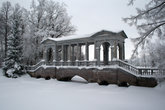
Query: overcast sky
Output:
[[0, 0, 148, 59]]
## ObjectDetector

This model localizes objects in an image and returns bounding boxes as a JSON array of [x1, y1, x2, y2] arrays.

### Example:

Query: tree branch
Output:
[[138, 20, 165, 27], [131, 22, 165, 58], [125, 2, 165, 20]]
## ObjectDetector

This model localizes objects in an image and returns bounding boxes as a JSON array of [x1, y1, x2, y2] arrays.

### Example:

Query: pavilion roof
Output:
[[41, 30, 127, 43]]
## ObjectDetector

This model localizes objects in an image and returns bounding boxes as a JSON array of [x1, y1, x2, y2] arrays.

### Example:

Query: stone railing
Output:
[[53, 60, 97, 66], [112, 59, 165, 77], [26, 60, 46, 71], [138, 68, 165, 76], [111, 59, 139, 75], [27, 59, 165, 77]]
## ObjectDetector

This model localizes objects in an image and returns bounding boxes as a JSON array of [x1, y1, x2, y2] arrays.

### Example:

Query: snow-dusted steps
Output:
[[27, 59, 165, 87]]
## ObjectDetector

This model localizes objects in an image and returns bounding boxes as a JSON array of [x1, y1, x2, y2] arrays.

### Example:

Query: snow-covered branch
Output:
[[124, 0, 165, 61], [124, 1, 165, 24], [131, 22, 165, 58]]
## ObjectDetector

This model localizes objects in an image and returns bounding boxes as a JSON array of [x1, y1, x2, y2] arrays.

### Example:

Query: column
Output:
[[94, 42, 96, 60], [61, 45, 64, 61], [113, 42, 117, 59], [72, 45, 74, 61], [43, 46, 47, 62], [63, 45, 67, 61], [79, 45, 82, 61], [68, 45, 71, 61], [122, 42, 125, 60], [85, 43, 89, 66], [85, 43, 89, 61], [119, 44, 123, 60], [94, 42, 98, 66], [53, 45, 57, 65], [76, 43, 80, 66], [103, 43, 109, 65], [76, 43, 80, 61], [111, 46, 113, 61], [96, 45, 100, 66]]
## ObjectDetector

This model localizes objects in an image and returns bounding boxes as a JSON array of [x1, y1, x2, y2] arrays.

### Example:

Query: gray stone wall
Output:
[[28, 67, 157, 87]]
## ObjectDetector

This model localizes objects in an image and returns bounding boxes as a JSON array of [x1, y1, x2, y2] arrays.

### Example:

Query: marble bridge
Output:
[[27, 30, 165, 87]]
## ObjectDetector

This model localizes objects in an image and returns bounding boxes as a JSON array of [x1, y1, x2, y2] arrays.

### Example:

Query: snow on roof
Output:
[[41, 33, 94, 43], [41, 30, 127, 43], [55, 33, 94, 41]]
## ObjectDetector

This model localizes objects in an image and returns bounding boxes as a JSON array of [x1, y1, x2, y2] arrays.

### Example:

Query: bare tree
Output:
[[29, 0, 75, 38], [44, 0, 75, 38], [25, 0, 76, 64], [0, 0, 76, 65], [123, 0, 165, 58]]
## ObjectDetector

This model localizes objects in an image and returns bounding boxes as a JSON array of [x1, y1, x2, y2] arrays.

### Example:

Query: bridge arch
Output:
[[57, 74, 89, 83], [71, 75, 88, 83]]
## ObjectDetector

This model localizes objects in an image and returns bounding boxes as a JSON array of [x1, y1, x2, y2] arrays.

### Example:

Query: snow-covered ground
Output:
[[0, 69, 165, 110]]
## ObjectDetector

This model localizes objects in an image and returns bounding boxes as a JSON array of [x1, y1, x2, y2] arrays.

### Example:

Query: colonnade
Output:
[[41, 30, 127, 66], [43, 40, 125, 66]]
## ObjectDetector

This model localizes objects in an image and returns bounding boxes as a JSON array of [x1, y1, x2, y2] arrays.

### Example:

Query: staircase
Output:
[[112, 59, 165, 79]]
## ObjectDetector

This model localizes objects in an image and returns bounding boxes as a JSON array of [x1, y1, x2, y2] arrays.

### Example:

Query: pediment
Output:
[[41, 39, 56, 44], [91, 30, 127, 39]]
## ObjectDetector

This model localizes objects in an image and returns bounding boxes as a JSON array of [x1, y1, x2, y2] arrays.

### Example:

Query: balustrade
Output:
[[27, 59, 165, 77]]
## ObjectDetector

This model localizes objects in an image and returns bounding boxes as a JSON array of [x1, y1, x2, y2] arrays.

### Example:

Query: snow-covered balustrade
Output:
[[27, 60, 46, 70], [138, 68, 165, 76], [114, 59, 165, 77], [113, 59, 139, 75], [27, 58, 165, 78], [52, 60, 97, 66]]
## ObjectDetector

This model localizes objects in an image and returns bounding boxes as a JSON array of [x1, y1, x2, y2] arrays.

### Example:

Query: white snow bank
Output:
[[0, 69, 165, 110]]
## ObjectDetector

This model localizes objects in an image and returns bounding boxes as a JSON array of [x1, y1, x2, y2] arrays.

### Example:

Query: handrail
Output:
[[27, 60, 45, 70], [112, 59, 139, 75], [112, 59, 165, 77], [27, 59, 165, 77]]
